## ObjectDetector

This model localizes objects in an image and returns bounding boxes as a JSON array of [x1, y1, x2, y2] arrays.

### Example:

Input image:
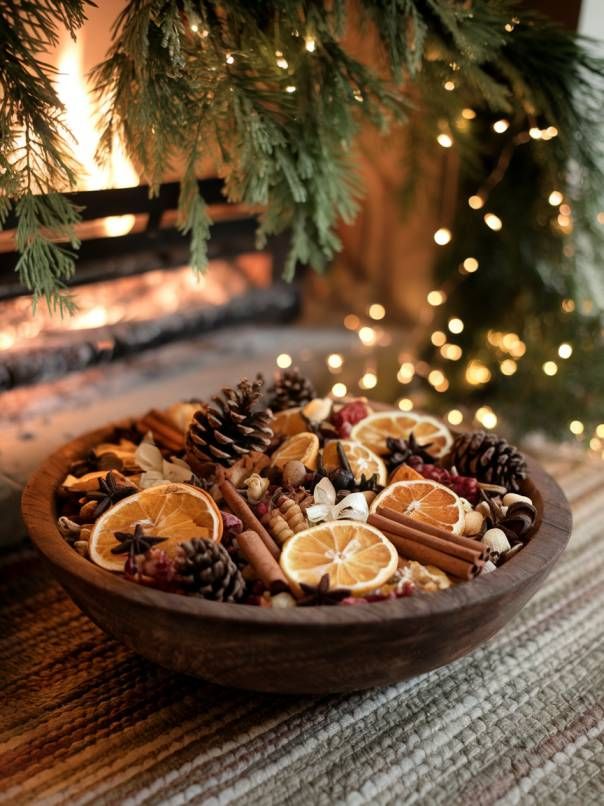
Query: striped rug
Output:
[[1, 457, 603, 805]]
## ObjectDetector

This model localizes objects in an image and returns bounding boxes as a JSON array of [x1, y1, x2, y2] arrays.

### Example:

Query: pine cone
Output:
[[177, 538, 246, 602], [450, 430, 528, 492], [266, 368, 315, 412], [186, 378, 273, 467]]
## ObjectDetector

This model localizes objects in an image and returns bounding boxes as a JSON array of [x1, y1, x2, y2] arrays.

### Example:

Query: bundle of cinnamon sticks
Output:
[[138, 409, 185, 454], [368, 506, 487, 580]]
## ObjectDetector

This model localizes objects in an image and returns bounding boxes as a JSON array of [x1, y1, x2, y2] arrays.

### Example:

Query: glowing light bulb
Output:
[[360, 371, 378, 390], [462, 108, 476, 120], [305, 36, 316, 52], [542, 361, 558, 376], [463, 257, 479, 272], [368, 303, 386, 320], [190, 23, 199, 32], [468, 195, 484, 210], [434, 228, 451, 245], [466, 361, 491, 385], [561, 299, 575, 313], [569, 420, 584, 435], [358, 326, 377, 346], [447, 409, 463, 426], [590, 438, 601, 451], [482, 411, 498, 429], [596, 424, 604, 438], [344, 313, 360, 330], [331, 382, 347, 398], [549, 190, 563, 206], [493, 119, 509, 133], [285, 85, 296, 93], [558, 343, 573, 359], [428, 370, 446, 387], [444, 80, 455, 91], [327, 353, 343, 370], [500, 359, 517, 376], [448, 317, 464, 334], [529, 127, 542, 139], [276, 56, 289, 69], [437, 133, 453, 148], [276, 353, 292, 368], [398, 398, 414, 412], [484, 213, 503, 231], [427, 290, 446, 306], [440, 343, 462, 361], [225, 53, 234, 64], [430, 331, 447, 347], [397, 362, 415, 383]]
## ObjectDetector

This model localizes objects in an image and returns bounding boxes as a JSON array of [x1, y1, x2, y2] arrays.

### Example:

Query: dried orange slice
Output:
[[389, 463, 424, 483], [350, 411, 452, 458], [89, 482, 222, 572], [271, 432, 319, 470], [370, 480, 464, 534], [280, 520, 398, 595], [272, 407, 307, 437], [323, 440, 387, 486]]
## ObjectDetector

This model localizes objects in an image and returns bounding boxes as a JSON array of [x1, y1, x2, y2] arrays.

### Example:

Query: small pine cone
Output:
[[266, 368, 316, 412], [450, 430, 528, 492], [261, 510, 294, 545], [177, 538, 246, 602], [277, 495, 307, 534], [186, 378, 273, 468]]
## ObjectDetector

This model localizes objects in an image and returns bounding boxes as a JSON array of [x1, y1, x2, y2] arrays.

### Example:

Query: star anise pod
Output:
[[297, 573, 351, 606], [386, 433, 436, 471], [87, 471, 138, 518], [301, 413, 339, 445], [111, 523, 167, 557]]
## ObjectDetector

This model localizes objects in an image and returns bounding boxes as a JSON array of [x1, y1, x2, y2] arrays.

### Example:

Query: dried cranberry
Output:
[[331, 400, 371, 437]]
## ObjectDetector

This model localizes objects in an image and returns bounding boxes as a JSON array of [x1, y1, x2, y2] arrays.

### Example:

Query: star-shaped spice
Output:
[[386, 433, 436, 471], [297, 573, 351, 606], [87, 471, 137, 518], [111, 523, 167, 557]]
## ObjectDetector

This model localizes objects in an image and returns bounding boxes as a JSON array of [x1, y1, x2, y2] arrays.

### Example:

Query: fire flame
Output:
[[56, 41, 138, 236]]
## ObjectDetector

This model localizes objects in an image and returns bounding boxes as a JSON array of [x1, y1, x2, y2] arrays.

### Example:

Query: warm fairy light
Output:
[[353, 89, 363, 103], [596, 424, 604, 438], [484, 213, 503, 231], [500, 358, 517, 376], [428, 369, 446, 387], [542, 126, 558, 139], [286, 85, 296, 93], [529, 127, 542, 140], [476, 406, 497, 428], [462, 108, 476, 120], [468, 195, 484, 210], [549, 190, 563, 206], [190, 23, 199, 32], [441, 343, 462, 360], [559, 203, 571, 216], [542, 361, 558, 376], [569, 420, 584, 435], [505, 23, 514, 32], [493, 119, 509, 134], [431, 330, 447, 347], [590, 438, 602, 451], [444, 80, 455, 91], [226, 53, 235, 64], [327, 353, 343, 370], [466, 360, 491, 385], [437, 133, 453, 148], [358, 326, 377, 346], [305, 36, 316, 52], [332, 382, 347, 398], [435, 379, 449, 393], [448, 317, 464, 334], [104, 215, 135, 237], [397, 362, 415, 383], [368, 303, 386, 320], [501, 332, 519, 351], [360, 371, 378, 390], [276, 353, 292, 368], [509, 340, 526, 358], [434, 228, 452, 246], [463, 257, 479, 272], [558, 343, 573, 359], [398, 398, 414, 412], [447, 409, 464, 425], [344, 313, 360, 329], [276, 54, 289, 69], [427, 290, 446, 306]]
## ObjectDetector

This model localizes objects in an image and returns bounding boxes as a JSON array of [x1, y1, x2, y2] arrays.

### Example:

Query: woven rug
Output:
[[1, 457, 603, 805]]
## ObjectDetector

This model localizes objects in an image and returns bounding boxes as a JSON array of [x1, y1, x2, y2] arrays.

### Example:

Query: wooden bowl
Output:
[[22, 421, 572, 694]]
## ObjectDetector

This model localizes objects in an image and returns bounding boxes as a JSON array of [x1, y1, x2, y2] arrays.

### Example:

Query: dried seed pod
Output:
[[282, 460, 307, 488], [463, 510, 484, 536], [277, 496, 307, 534], [481, 527, 511, 557], [79, 499, 99, 522], [262, 510, 294, 545], [502, 492, 533, 507], [57, 516, 81, 540]]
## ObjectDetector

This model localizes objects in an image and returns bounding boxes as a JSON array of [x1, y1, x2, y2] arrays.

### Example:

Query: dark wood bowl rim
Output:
[[22, 418, 572, 627]]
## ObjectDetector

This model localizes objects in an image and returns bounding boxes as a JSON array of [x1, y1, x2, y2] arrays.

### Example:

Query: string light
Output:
[[190, 23, 199, 32], [397, 362, 415, 383], [276, 353, 292, 368], [542, 361, 558, 376], [344, 313, 360, 329], [462, 108, 476, 120], [561, 299, 575, 313], [590, 437, 601, 451], [468, 195, 484, 210], [358, 326, 377, 346], [447, 409, 464, 425], [428, 369, 446, 387], [541, 126, 558, 140], [444, 80, 455, 91], [430, 330, 447, 347], [427, 290, 446, 306], [559, 203, 571, 216], [548, 190, 563, 206], [285, 85, 296, 93], [275, 51, 289, 69], [398, 398, 414, 411], [434, 228, 452, 245], [225, 53, 235, 64], [509, 340, 526, 358], [569, 420, 584, 435], [484, 212, 503, 231], [360, 371, 378, 390], [437, 133, 453, 148], [463, 257, 479, 272], [500, 358, 517, 376], [558, 343, 573, 359], [441, 343, 463, 360], [596, 424, 604, 438], [331, 382, 347, 398], [368, 303, 386, 320], [466, 360, 491, 385], [327, 353, 343, 370], [505, 23, 514, 32], [529, 127, 542, 140], [493, 119, 509, 134], [353, 89, 363, 102], [305, 36, 316, 52], [448, 317, 464, 334]]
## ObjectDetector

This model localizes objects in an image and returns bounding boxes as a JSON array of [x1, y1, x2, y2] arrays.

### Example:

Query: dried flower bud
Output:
[[221, 510, 243, 534], [244, 473, 270, 503]]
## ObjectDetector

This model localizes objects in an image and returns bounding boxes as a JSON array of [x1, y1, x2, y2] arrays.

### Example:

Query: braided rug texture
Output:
[[1, 458, 603, 805]]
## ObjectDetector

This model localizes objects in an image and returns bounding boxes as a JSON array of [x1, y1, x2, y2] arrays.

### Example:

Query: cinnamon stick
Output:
[[219, 478, 280, 559], [369, 513, 485, 563], [139, 409, 185, 453], [380, 527, 483, 580], [237, 530, 296, 596], [378, 506, 485, 552]]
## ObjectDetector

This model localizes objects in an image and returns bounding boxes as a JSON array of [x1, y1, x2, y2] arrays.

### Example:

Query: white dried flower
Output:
[[302, 397, 332, 423], [244, 473, 270, 503]]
